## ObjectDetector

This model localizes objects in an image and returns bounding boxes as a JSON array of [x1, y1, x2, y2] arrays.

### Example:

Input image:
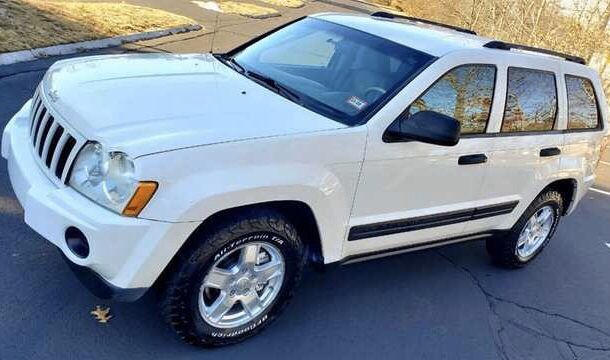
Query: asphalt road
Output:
[[2, 30, 610, 360]]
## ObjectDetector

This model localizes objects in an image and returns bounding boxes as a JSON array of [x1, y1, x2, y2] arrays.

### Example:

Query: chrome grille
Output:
[[29, 89, 81, 184]]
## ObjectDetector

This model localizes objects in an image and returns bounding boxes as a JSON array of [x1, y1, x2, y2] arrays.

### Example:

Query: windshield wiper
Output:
[[217, 55, 303, 105], [216, 54, 245, 73], [245, 70, 303, 104]]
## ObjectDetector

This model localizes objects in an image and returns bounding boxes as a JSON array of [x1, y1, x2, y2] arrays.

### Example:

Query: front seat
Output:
[[336, 46, 392, 103]]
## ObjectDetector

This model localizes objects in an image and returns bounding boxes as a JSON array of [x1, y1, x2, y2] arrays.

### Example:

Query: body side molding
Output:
[[348, 201, 518, 241]]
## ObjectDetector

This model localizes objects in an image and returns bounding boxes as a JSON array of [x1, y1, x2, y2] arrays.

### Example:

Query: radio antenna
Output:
[[209, 9, 220, 53]]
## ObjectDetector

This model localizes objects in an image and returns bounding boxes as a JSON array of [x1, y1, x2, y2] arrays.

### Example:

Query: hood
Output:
[[42, 53, 345, 158]]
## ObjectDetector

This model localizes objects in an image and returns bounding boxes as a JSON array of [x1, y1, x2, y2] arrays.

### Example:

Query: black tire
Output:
[[161, 209, 305, 347], [486, 190, 563, 268]]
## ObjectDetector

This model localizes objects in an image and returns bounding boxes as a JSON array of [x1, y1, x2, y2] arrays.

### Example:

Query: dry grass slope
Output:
[[257, 0, 304, 9], [218, 1, 279, 18], [0, 0, 198, 53]]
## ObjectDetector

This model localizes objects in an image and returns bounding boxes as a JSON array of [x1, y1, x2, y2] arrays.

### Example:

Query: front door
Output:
[[345, 64, 499, 258]]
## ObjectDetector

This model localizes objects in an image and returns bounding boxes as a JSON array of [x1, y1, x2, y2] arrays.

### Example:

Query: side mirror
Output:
[[383, 110, 460, 146]]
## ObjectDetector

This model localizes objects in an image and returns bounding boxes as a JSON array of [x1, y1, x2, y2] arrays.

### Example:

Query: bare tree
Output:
[[373, 0, 610, 96]]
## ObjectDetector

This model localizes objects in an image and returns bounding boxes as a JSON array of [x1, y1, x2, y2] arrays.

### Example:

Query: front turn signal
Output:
[[122, 181, 158, 217]]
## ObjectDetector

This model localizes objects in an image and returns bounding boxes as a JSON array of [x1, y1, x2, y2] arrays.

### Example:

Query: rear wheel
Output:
[[486, 190, 563, 268], [161, 210, 305, 346]]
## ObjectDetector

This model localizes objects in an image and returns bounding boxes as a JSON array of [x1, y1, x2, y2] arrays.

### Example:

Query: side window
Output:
[[565, 75, 600, 130], [408, 65, 496, 134], [502, 67, 557, 132]]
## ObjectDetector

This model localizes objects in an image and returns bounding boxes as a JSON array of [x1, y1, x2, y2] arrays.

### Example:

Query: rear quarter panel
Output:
[[559, 63, 609, 214]]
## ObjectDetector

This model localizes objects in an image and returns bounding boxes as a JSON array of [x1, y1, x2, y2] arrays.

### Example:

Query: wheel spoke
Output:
[[198, 241, 286, 328], [517, 227, 530, 247], [516, 206, 556, 259], [207, 292, 235, 322], [241, 292, 263, 316], [537, 207, 553, 224], [203, 267, 233, 289], [528, 215, 538, 228], [254, 259, 283, 283], [240, 244, 260, 267]]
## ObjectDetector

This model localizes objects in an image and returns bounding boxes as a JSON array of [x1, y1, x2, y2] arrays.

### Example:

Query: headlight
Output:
[[69, 142, 140, 214]]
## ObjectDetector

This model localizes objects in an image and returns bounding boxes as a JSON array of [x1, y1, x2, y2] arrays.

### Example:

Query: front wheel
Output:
[[161, 210, 305, 346], [486, 190, 563, 268]]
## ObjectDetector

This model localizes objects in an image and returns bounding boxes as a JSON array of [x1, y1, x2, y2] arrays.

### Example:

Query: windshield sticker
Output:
[[346, 96, 368, 111]]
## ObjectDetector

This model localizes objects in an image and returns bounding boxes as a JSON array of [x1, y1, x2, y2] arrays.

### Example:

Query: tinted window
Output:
[[258, 29, 338, 67], [408, 65, 496, 134], [231, 18, 435, 126], [502, 68, 557, 132], [566, 75, 600, 129]]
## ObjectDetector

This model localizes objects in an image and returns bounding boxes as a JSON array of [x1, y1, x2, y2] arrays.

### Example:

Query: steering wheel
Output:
[[364, 86, 387, 102]]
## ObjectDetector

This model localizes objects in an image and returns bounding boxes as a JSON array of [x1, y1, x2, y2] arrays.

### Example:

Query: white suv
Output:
[[2, 12, 608, 346]]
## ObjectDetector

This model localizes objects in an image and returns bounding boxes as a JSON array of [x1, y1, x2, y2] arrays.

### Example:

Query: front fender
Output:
[[135, 128, 367, 263]]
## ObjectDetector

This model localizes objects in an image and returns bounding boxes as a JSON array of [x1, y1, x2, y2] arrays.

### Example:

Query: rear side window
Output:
[[502, 67, 557, 132], [408, 65, 496, 134], [565, 75, 600, 130]]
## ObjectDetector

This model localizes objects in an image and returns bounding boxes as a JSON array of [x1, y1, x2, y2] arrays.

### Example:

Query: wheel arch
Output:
[[155, 200, 325, 288], [540, 178, 578, 215]]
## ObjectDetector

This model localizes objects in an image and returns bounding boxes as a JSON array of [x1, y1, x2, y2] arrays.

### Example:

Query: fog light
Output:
[[65, 227, 89, 258]]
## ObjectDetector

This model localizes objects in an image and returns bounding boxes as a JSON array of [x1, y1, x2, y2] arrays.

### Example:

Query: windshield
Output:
[[227, 17, 435, 126]]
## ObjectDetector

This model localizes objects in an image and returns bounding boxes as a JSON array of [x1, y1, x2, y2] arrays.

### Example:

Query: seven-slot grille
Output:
[[29, 89, 80, 184]]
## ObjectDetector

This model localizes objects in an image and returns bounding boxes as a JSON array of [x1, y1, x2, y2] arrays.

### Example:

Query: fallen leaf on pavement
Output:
[[91, 306, 112, 323]]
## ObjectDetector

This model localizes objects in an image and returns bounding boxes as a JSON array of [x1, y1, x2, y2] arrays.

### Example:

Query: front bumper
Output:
[[61, 253, 147, 301], [2, 101, 199, 300]]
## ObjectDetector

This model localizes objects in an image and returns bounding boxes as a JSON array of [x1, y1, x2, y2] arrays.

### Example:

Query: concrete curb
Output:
[[0, 24, 202, 66]]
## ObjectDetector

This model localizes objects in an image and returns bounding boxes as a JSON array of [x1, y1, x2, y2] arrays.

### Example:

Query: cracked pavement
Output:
[[2, 2, 610, 358], [438, 250, 610, 359]]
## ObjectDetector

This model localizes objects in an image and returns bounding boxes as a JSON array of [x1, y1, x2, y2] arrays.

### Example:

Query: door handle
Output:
[[540, 147, 561, 157], [458, 154, 488, 165]]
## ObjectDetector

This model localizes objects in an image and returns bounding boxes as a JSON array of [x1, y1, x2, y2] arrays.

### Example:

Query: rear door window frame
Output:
[[500, 66, 559, 134]]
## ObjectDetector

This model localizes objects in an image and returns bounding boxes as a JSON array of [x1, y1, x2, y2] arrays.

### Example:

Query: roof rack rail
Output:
[[370, 11, 477, 36], [483, 40, 586, 65]]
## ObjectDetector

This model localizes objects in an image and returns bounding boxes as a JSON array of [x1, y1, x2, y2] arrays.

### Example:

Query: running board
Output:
[[341, 232, 496, 265]]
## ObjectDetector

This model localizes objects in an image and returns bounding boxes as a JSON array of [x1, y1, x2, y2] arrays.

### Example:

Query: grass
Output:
[[257, 0, 304, 8], [0, 0, 199, 53], [218, 1, 279, 18]]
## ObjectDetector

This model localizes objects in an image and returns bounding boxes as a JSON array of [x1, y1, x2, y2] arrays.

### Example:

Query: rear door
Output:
[[464, 61, 565, 234]]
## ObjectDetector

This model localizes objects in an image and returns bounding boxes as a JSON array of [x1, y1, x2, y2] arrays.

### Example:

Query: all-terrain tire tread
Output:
[[160, 210, 305, 347], [486, 190, 563, 269]]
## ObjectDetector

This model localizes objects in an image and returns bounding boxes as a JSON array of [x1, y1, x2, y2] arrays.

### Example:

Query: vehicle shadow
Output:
[[74, 240, 499, 359], [0, 205, 501, 359]]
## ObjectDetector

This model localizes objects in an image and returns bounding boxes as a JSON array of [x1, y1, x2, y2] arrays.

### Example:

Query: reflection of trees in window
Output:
[[502, 68, 557, 132], [566, 76, 599, 129], [409, 65, 495, 134]]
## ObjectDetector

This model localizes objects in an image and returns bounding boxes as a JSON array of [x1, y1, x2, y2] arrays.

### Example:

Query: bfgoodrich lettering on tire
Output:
[[161, 209, 305, 347], [486, 190, 563, 268]]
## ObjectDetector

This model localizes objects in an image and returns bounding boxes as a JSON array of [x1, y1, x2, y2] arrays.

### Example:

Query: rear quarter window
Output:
[[501, 67, 557, 133], [565, 75, 600, 130]]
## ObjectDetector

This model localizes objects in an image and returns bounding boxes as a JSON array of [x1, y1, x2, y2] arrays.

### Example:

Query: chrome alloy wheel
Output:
[[198, 242, 285, 328], [516, 205, 555, 260]]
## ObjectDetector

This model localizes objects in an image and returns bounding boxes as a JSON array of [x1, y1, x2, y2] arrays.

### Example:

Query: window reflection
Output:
[[566, 75, 599, 130], [408, 65, 496, 134], [502, 68, 557, 132]]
